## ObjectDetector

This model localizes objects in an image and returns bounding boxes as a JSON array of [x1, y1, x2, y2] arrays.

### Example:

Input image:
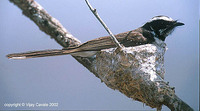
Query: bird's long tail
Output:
[[6, 49, 78, 60]]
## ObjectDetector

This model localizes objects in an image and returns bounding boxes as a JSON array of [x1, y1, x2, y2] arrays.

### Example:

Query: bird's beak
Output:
[[175, 21, 184, 26]]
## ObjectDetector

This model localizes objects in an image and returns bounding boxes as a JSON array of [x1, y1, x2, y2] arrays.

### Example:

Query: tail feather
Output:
[[6, 49, 76, 59]]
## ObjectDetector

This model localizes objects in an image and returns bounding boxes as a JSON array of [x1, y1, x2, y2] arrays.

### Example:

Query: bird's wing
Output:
[[73, 30, 151, 51]]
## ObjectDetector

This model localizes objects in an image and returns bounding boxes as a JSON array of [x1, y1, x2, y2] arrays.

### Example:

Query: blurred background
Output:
[[0, 0, 199, 110]]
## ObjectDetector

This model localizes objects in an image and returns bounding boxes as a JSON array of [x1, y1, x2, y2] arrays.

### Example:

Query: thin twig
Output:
[[85, 0, 123, 49]]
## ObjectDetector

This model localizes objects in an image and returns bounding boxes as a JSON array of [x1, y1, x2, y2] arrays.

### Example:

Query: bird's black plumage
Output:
[[142, 16, 184, 41]]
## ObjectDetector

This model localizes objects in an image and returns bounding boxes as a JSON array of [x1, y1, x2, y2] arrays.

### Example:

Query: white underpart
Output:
[[154, 37, 165, 46], [151, 16, 174, 22]]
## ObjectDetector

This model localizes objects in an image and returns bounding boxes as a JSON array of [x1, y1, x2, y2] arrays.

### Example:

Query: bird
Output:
[[7, 15, 184, 59]]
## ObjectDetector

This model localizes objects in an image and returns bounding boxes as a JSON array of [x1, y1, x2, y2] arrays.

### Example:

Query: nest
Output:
[[91, 43, 175, 108]]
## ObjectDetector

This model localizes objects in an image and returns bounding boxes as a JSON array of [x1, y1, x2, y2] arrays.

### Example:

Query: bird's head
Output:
[[142, 16, 184, 41]]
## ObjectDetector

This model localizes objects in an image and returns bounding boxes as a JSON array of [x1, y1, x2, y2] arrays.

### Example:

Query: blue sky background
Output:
[[0, 0, 199, 110]]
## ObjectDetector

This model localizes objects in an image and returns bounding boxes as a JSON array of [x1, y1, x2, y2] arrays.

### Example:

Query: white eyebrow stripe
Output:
[[151, 16, 174, 22]]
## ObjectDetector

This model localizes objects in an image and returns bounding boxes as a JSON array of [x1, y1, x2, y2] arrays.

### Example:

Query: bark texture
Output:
[[9, 0, 193, 110]]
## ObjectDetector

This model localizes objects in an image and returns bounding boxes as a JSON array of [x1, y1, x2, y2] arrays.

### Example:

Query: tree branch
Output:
[[85, 0, 123, 49], [9, 0, 98, 77], [9, 0, 193, 110]]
